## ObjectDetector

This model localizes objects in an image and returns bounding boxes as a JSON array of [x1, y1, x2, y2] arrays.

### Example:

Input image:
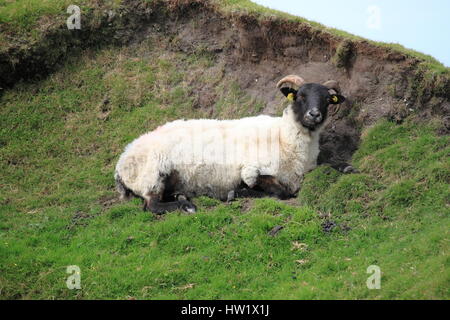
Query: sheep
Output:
[[114, 75, 351, 214]]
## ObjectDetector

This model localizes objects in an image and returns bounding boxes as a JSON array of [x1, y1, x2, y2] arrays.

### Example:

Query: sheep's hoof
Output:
[[179, 200, 197, 214], [226, 190, 236, 202], [336, 163, 359, 174], [342, 165, 359, 174], [277, 193, 291, 200], [176, 194, 188, 201]]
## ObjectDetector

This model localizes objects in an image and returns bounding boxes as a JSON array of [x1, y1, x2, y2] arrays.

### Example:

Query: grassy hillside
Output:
[[0, 0, 449, 299], [1, 0, 448, 74]]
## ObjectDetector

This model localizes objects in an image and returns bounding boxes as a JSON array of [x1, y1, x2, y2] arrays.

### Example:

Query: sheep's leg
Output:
[[254, 176, 292, 200], [232, 188, 268, 200], [143, 195, 177, 214], [234, 175, 292, 200], [141, 170, 197, 214], [143, 193, 197, 215], [161, 170, 191, 202], [240, 167, 292, 200]]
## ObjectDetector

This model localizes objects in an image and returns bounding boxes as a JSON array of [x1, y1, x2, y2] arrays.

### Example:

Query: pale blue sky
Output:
[[252, 0, 450, 66]]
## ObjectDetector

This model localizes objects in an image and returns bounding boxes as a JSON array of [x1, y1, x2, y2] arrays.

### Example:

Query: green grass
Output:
[[0, 34, 449, 299], [1, 0, 448, 74], [0, 0, 122, 46], [0, 0, 86, 29]]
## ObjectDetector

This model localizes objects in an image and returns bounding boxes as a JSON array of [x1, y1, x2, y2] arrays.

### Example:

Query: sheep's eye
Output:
[[299, 94, 306, 100]]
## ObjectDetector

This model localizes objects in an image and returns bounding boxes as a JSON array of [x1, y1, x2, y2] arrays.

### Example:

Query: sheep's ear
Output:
[[329, 94, 346, 105], [280, 87, 298, 101]]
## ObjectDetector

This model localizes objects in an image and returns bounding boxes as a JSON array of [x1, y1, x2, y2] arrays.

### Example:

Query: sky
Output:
[[252, 0, 450, 67]]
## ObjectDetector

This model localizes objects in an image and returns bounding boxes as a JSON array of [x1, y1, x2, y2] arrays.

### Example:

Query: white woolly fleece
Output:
[[115, 105, 326, 201]]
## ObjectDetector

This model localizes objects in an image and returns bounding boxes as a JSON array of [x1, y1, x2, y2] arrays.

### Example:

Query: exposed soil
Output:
[[1, 0, 449, 165], [66, 211, 92, 230]]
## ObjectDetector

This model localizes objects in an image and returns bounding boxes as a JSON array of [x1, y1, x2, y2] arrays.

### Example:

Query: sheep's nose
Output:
[[307, 108, 322, 121], [309, 109, 320, 117]]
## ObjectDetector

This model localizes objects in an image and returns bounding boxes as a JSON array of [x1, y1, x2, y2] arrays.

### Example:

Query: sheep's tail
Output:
[[115, 172, 132, 200], [114, 141, 140, 200]]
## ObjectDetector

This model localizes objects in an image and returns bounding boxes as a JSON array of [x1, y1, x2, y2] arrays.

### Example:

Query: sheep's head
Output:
[[277, 75, 346, 131]]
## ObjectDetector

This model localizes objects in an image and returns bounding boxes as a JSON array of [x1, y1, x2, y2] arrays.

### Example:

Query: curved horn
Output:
[[323, 80, 341, 94], [277, 75, 306, 89]]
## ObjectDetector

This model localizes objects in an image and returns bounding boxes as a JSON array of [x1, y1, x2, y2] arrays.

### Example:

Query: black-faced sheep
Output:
[[115, 75, 352, 214]]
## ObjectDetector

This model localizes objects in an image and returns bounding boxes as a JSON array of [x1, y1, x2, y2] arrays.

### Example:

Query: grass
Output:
[[0, 0, 448, 75], [0, 0, 89, 31], [0, 31, 449, 299], [0, 0, 122, 47], [0, 0, 119, 29]]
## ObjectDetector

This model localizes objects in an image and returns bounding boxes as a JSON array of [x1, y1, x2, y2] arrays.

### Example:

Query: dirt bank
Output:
[[1, 0, 449, 165]]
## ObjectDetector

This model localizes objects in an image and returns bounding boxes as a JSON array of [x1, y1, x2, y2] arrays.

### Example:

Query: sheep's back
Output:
[[116, 115, 284, 198]]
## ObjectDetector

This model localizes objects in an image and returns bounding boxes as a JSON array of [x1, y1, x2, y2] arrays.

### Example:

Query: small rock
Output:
[[268, 225, 284, 237]]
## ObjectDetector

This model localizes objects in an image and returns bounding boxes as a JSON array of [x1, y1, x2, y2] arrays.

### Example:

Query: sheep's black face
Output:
[[280, 83, 346, 131]]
